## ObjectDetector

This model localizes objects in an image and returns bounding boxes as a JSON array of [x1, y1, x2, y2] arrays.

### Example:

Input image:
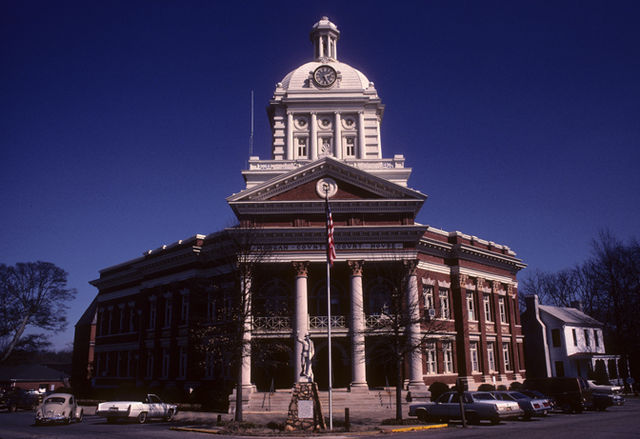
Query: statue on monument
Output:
[[296, 332, 315, 381]]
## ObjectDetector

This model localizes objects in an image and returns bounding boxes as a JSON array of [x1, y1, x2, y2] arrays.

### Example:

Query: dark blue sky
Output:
[[2, 1, 639, 350]]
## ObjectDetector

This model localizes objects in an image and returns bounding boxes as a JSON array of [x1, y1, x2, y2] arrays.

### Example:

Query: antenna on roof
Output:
[[249, 90, 254, 157]]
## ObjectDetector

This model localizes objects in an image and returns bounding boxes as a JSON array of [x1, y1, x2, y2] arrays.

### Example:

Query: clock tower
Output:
[[242, 17, 411, 189]]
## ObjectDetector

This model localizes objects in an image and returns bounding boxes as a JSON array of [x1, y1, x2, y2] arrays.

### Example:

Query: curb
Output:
[[170, 426, 222, 434], [390, 424, 448, 433]]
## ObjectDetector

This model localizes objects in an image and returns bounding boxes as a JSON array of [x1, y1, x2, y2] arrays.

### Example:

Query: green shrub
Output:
[[477, 383, 496, 391], [428, 382, 449, 401]]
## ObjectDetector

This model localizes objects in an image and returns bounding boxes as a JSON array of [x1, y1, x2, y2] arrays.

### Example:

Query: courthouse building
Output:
[[75, 17, 526, 407]]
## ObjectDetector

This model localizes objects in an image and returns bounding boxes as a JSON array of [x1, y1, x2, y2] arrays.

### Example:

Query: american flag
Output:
[[326, 198, 337, 266]]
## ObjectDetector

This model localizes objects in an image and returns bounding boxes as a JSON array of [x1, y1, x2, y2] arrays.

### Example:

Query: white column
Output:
[[310, 112, 318, 160], [286, 112, 294, 160], [405, 260, 425, 390], [293, 262, 309, 382], [241, 269, 252, 389], [348, 260, 367, 389], [358, 111, 366, 159], [334, 112, 342, 160], [376, 114, 382, 158]]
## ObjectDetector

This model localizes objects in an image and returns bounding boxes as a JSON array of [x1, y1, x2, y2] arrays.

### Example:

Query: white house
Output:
[[521, 295, 622, 381]]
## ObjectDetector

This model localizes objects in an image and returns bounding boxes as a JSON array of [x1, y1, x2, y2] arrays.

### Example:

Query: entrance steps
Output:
[[232, 387, 414, 415]]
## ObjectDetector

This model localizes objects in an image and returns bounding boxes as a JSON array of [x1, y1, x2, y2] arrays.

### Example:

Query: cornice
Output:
[[229, 156, 426, 203], [230, 199, 424, 215]]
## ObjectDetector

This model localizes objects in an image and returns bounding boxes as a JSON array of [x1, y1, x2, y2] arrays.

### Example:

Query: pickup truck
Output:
[[96, 394, 177, 423]]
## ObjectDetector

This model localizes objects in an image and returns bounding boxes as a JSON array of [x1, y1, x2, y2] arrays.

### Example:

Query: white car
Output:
[[96, 394, 177, 423], [587, 380, 622, 394], [35, 393, 83, 425], [409, 391, 523, 424]]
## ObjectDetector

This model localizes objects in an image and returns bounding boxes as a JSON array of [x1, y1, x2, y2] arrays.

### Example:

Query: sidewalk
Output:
[[171, 409, 448, 435]]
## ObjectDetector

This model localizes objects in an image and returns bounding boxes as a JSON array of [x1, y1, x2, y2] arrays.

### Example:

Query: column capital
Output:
[[492, 280, 501, 291], [347, 260, 364, 276], [403, 259, 418, 276], [292, 261, 310, 277]]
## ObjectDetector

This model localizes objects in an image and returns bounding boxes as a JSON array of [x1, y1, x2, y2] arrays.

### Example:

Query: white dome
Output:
[[280, 61, 372, 92]]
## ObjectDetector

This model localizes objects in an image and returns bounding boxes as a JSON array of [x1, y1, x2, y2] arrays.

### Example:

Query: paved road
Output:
[[0, 398, 637, 438], [395, 397, 640, 439]]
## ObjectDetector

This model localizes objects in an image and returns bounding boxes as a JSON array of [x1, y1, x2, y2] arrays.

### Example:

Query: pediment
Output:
[[227, 157, 426, 203]]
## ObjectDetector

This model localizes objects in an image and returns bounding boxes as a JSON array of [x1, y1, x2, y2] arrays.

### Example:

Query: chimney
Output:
[[571, 300, 584, 312]]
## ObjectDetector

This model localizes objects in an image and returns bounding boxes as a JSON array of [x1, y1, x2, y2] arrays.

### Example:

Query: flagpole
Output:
[[324, 190, 334, 431]]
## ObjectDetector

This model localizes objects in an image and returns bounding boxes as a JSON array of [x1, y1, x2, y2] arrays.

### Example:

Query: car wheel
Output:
[[107, 417, 116, 423], [164, 409, 174, 422], [137, 412, 148, 424], [416, 409, 428, 422], [467, 413, 480, 425], [64, 416, 71, 425], [8, 404, 17, 413], [34, 419, 41, 426], [77, 410, 83, 422], [490, 416, 500, 425]]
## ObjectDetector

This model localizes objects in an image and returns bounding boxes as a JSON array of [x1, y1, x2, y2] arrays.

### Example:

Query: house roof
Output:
[[538, 304, 603, 327], [0, 364, 69, 382]]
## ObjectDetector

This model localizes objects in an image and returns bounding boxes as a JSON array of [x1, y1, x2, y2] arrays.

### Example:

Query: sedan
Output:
[[409, 391, 523, 425], [34, 393, 83, 425], [492, 390, 550, 419]]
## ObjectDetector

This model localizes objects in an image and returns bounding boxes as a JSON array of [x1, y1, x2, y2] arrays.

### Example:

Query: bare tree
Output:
[[359, 259, 445, 422], [520, 230, 640, 378], [191, 226, 270, 421], [0, 262, 76, 363]]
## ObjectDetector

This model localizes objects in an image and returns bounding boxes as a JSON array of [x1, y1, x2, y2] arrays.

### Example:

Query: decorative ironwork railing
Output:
[[309, 315, 347, 329], [365, 314, 394, 329], [253, 316, 291, 331]]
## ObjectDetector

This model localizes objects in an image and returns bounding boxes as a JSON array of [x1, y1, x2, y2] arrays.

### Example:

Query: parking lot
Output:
[[0, 397, 637, 438]]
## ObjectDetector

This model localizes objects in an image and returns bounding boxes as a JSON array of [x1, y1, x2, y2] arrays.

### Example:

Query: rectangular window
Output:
[[466, 291, 476, 321], [296, 137, 308, 157], [552, 328, 562, 347], [483, 295, 492, 322], [116, 352, 122, 377], [104, 353, 110, 377], [487, 342, 496, 372], [584, 329, 590, 347], [345, 137, 356, 156], [595, 330, 600, 348], [425, 343, 437, 374], [207, 293, 216, 322], [180, 294, 189, 324], [146, 351, 154, 378], [572, 328, 578, 346], [439, 288, 451, 319], [164, 299, 172, 328], [443, 341, 453, 373], [118, 308, 125, 333], [178, 347, 187, 379], [499, 297, 507, 323], [470, 342, 479, 372], [502, 342, 511, 371], [149, 302, 156, 329], [162, 348, 170, 378], [422, 284, 434, 310], [129, 308, 135, 332]]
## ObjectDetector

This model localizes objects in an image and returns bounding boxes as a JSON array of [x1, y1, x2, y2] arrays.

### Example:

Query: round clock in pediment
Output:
[[316, 177, 338, 199], [313, 65, 337, 88]]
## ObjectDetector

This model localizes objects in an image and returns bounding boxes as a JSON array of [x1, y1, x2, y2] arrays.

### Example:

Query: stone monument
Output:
[[285, 333, 325, 431]]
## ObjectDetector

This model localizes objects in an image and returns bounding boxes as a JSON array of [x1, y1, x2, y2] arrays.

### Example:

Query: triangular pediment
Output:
[[227, 156, 427, 203]]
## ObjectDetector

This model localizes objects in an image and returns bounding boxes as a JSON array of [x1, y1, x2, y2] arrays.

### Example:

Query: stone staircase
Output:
[[231, 387, 423, 416]]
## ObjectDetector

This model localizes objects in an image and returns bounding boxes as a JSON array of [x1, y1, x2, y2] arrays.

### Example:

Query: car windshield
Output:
[[510, 392, 529, 400], [45, 397, 66, 404], [473, 392, 496, 400]]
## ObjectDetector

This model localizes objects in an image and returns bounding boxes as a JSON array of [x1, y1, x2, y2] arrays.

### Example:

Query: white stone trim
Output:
[[418, 261, 451, 275]]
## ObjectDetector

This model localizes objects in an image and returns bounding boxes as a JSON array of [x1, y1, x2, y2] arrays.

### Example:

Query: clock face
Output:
[[313, 65, 337, 87]]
